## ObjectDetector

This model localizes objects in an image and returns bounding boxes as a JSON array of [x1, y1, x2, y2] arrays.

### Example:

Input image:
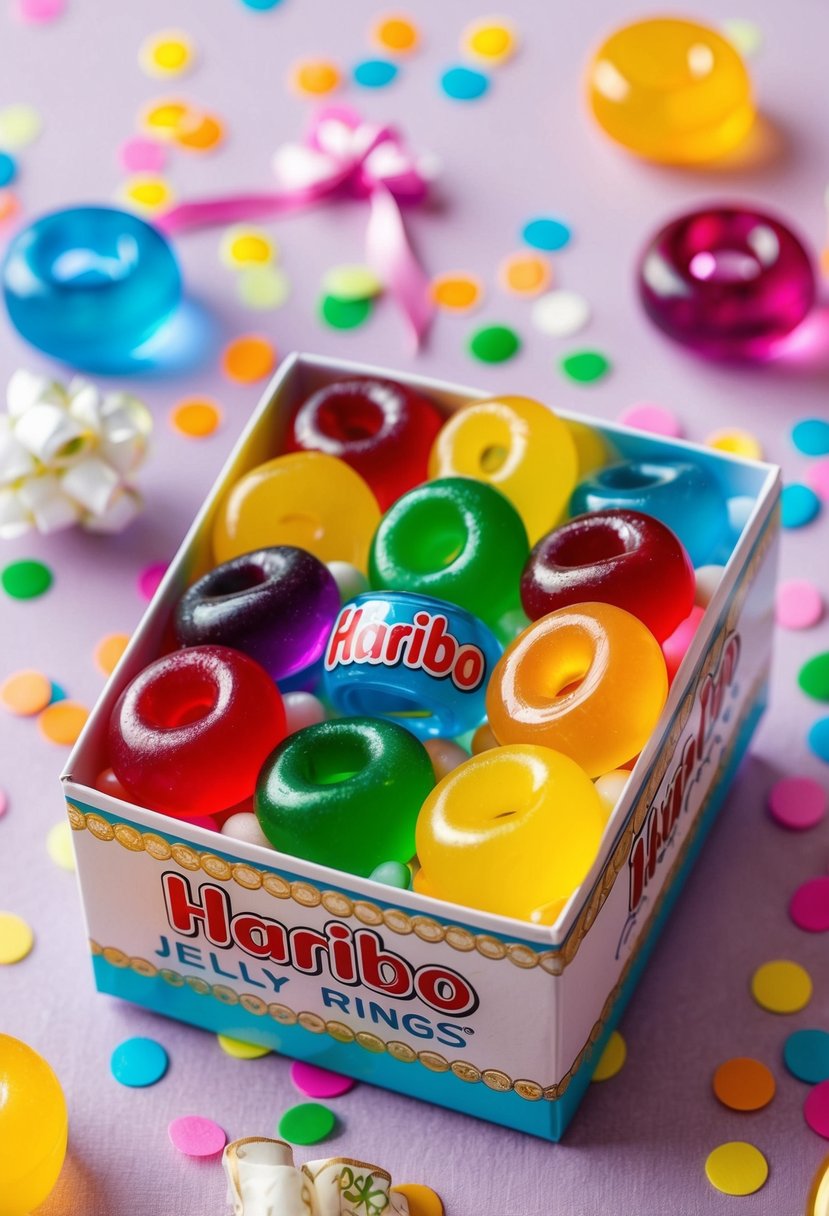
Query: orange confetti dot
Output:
[[372, 14, 420, 54], [170, 398, 222, 438], [175, 112, 225, 152], [0, 669, 52, 716], [821, 247, 829, 277], [38, 700, 89, 746], [430, 272, 483, 313], [94, 633, 130, 677], [499, 251, 552, 296], [221, 334, 277, 383], [290, 59, 341, 96], [0, 189, 20, 223], [713, 1057, 776, 1111]]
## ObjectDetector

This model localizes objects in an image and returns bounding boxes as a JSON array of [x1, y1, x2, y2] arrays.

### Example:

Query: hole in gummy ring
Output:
[[317, 395, 385, 443], [138, 667, 219, 730], [600, 465, 662, 491], [207, 561, 269, 598], [480, 443, 509, 473], [551, 524, 628, 568]]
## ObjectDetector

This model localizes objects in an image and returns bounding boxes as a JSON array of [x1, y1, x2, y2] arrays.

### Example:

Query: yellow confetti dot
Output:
[[238, 264, 291, 310], [175, 111, 225, 152], [94, 633, 130, 676], [0, 912, 34, 964], [290, 59, 341, 96], [0, 669, 52, 716], [140, 98, 192, 138], [429, 272, 483, 313], [323, 264, 383, 301], [371, 14, 420, 55], [705, 1142, 768, 1197], [221, 334, 277, 384], [38, 700, 90, 746], [122, 175, 174, 212], [808, 1156, 829, 1216], [46, 821, 76, 872], [170, 398, 222, 438], [706, 427, 763, 461], [217, 1034, 272, 1059], [751, 959, 812, 1013], [139, 29, 195, 78], [0, 103, 42, 151], [591, 1029, 627, 1081], [498, 251, 552, 296], [390, 1184, 444, 1216], [461, 17, 518, 64], [220, 226, 275, 268]]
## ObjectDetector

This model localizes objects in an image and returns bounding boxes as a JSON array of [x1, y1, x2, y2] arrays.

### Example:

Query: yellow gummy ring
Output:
[[290, 59, 341, 96], [751, 959, 812, 1013], [591, 1030, 627, 1081], [0, 912, 34, 964], [94, 633, 130, 676], [0, 669, 52, 716], [429, 272, 483, 312], [371, 14, 420, 54], [499, 251, 552, 296], [38, 700, 90, 746], [139, 30, 195, 78], [462, 17, 518, 64], [170, 398, 222, 438]]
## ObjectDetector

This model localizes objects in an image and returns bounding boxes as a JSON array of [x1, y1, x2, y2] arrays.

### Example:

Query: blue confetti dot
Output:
[[0, 152, 17, 188], [781, 483, 821, 528], [111, 1036, 169, 1088], [807, 716, 829, 763], [239, 0, 283, 8], [792, 418, 829, 457], [783, 1029, 829, 1083], [49, 682, 67, 704], [522, 216, 572, 252], [440, 65, 489, 101], [353, 58, 399, 89]]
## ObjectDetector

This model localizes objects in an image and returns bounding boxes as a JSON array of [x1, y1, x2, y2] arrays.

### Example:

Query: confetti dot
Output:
[[353, 58, 399, 88], [118, 135, 166, 174], [591, 1030, 626, 1081], [800, 653, 829, 701], [776, 580, 824, 630], [220, 226, 275, 268], [751, 959, 812, 1013], [168, 1114, 227, 1157], [290, 59, 341, 96], [46, 821, 75, 872], [222, 335, 277, 383], [722, 18, 763, 57], [175, 112, 224, 152], [531, 289, 590, 337], [0, 788, 7, 818], [468, 323, 520, 363], [705, 1142, 768, 1196], [790, 877, 829, 933], [139, 30, 195, 78], [38, 700, 89, 746], [768, 776, 827, 830], [323, 264, 383, 301], [49, 682, 66, 704], [808, 457, 829, 502], [122, 175, 174, 212], [238, 265, 291, 310], [391, 1184, 445, 1216], [560, 349, 610, 384], [0, 669, 52, 716], [440, 65, 490, 101], [461, 17, 518, 65], [806, 1082, 829, 1139], [111, 1037, 169, 1087], [430, 273, 483, 312], [278, 1101, 336, 1145], [217, 1034, 272, 1059], [618, 403, 683, 438], [809, 718, 829, 763], [784, 1029, 829, 1084], [498, 251, 551, 296], [291, 1061, 356, 1099], [0, 103, 42, 151], [0, 190, 20, 223], [0, 152, 17, 188], [793, 418, 829, 457], [140, 99, 191, 138], [371, 14, 420, 55], [94, 633, 130, 677], [2, 558, 52, 600], [522, 216, 571, 252], [0, 912, 34, 964], [240, 0, 284, 9], [170, 398, 222, 438], [138, 562, 168, 601], [15, 0, 65, 22], [712, 1057, 776, 1111], [706, 427, 763, 460], [320, 294, 373, 330], [782, 483, 821, 528]]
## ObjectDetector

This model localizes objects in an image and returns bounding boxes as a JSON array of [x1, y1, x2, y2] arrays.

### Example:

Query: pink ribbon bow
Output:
[[157, 105, 435, 349]]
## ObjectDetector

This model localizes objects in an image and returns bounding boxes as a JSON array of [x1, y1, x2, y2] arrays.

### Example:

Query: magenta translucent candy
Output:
[[638, 206, 816, 360]]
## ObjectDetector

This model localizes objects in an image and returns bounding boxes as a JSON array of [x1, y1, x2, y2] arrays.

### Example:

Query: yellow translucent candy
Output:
[[415, 744, 606, 920], [0, 1036, 68, 1216], [588, 17, 755, 164], [213, 452, 381, 573], [428, 395, 578, 543]]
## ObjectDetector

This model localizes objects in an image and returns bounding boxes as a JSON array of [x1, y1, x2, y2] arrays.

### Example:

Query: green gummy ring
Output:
[[278, 1101, 336, 1146], [468, 323, 521, 363], [319, 294, 373, 330], [1, 558, 53, 599]]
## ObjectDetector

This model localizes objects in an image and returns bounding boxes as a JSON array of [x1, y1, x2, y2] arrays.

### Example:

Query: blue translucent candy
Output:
[[323, 591, 501, 739], [2, 205, 182, 372], [569, 459, 728, 567]]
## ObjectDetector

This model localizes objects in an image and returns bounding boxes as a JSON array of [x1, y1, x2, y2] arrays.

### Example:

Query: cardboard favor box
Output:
[[62, 355, 780, 1141]]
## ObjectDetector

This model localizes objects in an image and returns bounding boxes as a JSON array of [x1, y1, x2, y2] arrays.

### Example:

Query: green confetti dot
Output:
[[320, 294, 373, 330], [1, 559, 53, 600], [278, 1101, 336, 1145], [799, 652, 829, 701], [468, 324, 521, 363], [560, 349, 610, 384], [322, 264, 383, 301]]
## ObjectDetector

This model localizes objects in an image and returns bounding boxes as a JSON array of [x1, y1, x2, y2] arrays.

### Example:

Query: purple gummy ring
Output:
[[175, 546, 341, 682], [638, 205, 816, 359]]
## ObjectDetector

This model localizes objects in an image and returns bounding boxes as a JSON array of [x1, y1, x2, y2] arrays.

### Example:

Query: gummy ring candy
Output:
[[2, 206, 181, 371], [428, 395, 578, 543], [287, 377, 445, 510], [415, 744, 607, 920], [486, 602, 668, 777], [255, 717, 434, 875], [109, 645, 286, 819], [322, 591, 502, 739], [0, 1035, 68, 1216], [369, 477, 529, 626], [175, 546, 340, 682], [521, 509, 695, 641], [638, 206, 816, 359], [212, 452, 381, 573]]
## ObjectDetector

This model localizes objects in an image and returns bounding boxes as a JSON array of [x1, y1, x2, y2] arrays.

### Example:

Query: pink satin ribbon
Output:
[[156, 106, 435, 349]]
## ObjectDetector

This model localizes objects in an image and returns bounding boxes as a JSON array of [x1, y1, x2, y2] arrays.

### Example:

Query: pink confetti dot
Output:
[[0, 787, 7, 818], [290, 1060, 356, 1099], [662, 605, 704, 682], [119, 135, 167, 174], [15, 0, 65, 23], [805, 1080, 829, 1139], [168, 1115, 227, 1157], [775, 580, 824, 630], [790, 876, 829, 933], [768, 776, 827, 830], [808, 457, 829, 502], [138, 562, 168, 601], [617, 403, 684, 439]]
